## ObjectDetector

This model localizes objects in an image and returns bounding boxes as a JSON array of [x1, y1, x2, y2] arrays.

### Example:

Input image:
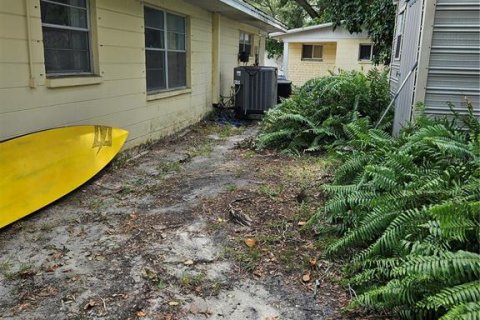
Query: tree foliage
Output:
[[249, 0, 396, 64], [265, 37, 284, 59], [318, 0, 396, 64], [246, 0, 307, 28]]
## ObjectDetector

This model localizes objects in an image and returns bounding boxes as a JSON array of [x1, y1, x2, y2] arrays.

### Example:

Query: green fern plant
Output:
[[257, 69, 390, 153], [320, 104, 480, 319]]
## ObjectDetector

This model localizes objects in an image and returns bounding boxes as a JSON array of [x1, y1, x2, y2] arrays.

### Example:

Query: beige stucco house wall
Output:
[[0, 0, 284, 147], [271, 23, 378, 86]]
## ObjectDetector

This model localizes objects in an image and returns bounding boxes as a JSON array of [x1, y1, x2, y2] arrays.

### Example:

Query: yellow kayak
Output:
[[0, 126, 128, 228]]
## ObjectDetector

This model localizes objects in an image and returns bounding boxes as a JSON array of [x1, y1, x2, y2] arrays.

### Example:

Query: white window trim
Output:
[[358, 43, 374, 61], [301, 44, 323, 61], [145, 6, 187, 95], [394, 7, 406, 61], [41, 0, 94, 77]]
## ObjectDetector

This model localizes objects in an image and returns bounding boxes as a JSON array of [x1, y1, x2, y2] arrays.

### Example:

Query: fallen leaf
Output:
[[144, 268, 157, 280], [45, 264, 61, 272], [84, 299, 96, 310], [297, 221, 307, 226], [253, 270, 263, 277], [302, 272, 311, 283], [183, 259, 194, 266], [136, 310, 146, 317], [244, 238, 257, 248]]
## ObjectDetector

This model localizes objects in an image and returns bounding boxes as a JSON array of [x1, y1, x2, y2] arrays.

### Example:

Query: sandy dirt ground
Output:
[[0, 122, 351, 320]]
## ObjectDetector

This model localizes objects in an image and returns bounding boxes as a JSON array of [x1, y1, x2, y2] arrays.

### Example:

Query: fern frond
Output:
[[422, 281, 480, 310], [439, 302, 480, 320]]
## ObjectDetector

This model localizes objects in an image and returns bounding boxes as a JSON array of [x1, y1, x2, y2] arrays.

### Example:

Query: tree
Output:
[[246, 0, 307, 28], [318, 0, 396, 64], [249, 0, 396, 64], [247, 0, 310, 58]]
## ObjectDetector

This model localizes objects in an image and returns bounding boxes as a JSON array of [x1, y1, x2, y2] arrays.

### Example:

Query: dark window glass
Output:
[[359, 44, 373, 60], [40, 0, 90, 74], [144, 7, 186, 93], [145, 28, 164, 48], [41, 2, 87, 28], [145, 7, 164, 30], [302, 45, 313, 59], [302, 45, 323, 60], [167, 13, 185, 33], [43, 27, 89, 50], [243, 44, 251, 55], [168, 52, 186, 88], [395, 35, 402, 59], [239, 32, 252, 56], [146, 51, 166, 92], [44, 48, 90, 73]]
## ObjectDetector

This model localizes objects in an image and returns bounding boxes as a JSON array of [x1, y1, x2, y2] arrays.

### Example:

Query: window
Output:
[[359, 44, 374, 61], [302, 44, 323, 60], [144, 7, 187, 93], [239, 31, 253, 56], [40, 0, 92, 75], [394, 10, 405, 60]]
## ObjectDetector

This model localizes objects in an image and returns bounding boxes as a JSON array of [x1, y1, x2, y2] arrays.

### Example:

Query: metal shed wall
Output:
[[391, 0, 425, 134], [423, 0, 480, 117], [389, 2, 403, 96]]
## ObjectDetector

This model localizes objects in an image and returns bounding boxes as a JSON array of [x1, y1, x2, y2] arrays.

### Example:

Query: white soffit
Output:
[[183, 0, 287, 33]]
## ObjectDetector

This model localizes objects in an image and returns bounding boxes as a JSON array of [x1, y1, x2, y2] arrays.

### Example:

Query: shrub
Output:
[[257, 69, 390, 154], [318, 105, 480, 319]]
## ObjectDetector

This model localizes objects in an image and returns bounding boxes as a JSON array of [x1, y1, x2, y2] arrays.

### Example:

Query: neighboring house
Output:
[[270, 23, 377, 86], [390, 0, 480, 134], [0, 0, 285, 146]]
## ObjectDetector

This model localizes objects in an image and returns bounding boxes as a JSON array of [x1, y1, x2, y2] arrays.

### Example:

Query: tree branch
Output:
[[293, 0, 320, 19]]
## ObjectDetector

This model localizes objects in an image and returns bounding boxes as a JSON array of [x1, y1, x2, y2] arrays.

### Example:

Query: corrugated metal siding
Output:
[[392, 0, 424, 134], [390, 63, 400, 95], [425, 0, 480, 116]]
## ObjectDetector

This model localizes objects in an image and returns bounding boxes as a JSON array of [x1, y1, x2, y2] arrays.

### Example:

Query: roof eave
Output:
[[269, 22, 336, 39], [219, 0, 287, 32]]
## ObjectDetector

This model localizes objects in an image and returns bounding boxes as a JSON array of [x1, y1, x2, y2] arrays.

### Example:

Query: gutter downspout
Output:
[[25, 0, 36, 88], [212, 13, 220, 105]]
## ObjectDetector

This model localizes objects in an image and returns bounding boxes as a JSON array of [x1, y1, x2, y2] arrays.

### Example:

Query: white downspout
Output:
[[211, 13, 220, 105], [282, 41, 289, 78], [25, 0, 36, 88]]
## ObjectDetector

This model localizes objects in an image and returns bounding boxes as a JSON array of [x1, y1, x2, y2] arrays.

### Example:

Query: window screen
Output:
[[394, 11, 405, 59], [359, 44, 373, 60], [239, 32, 252, 56], [302, 45, 323, 60], [40, 0, 91, 75], [145, 7, 187, 93]]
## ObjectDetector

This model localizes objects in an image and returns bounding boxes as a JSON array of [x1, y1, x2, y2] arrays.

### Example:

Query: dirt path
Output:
[[0, 122, 348, 320]]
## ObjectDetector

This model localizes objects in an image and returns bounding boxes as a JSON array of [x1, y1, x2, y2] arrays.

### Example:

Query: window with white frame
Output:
[[359, 44, 374, 61], [302, 44, 323, 60], [40, 0, 92, 75], [239, 31, 253, 56], [144, 7, 187, 93], [394, 9, 405, 60]]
